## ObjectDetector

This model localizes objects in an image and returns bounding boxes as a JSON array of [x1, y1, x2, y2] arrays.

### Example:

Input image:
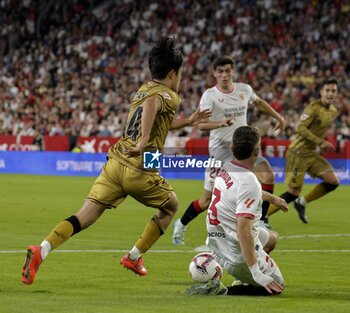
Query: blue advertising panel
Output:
[[0, 151, 349, 184], [0, 151, 106, 176]]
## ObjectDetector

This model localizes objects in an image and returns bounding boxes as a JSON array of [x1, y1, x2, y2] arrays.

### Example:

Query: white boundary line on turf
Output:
[[279, 233, 350, 239], [1, 234, 349, 254], [1, 249, 350, 253]]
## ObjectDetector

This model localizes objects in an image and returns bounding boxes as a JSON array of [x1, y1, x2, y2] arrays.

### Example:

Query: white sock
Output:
[[299, 196, 308, 206], [40, 240, 52, 260], [176, 219, 186, 229], [129, 246, 141, 261]]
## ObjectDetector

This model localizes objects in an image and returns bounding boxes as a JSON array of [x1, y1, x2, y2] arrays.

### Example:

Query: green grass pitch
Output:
[[0, 174, 349, 313]]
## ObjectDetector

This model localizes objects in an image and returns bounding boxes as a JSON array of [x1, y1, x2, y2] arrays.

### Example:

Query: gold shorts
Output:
[[87, 158, 173, 210], [285, 149, 334, 188]]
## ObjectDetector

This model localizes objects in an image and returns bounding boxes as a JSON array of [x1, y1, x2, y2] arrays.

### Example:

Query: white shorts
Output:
[[210, 241, 284, 287], [258, 227, 270, 247], [204, 156, 269, 192]]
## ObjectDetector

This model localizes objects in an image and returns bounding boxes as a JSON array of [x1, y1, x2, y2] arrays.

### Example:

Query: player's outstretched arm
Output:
[[198, 117, 235, 130], [170, 108, 211, 130], [254, 97, 285, 136], [262, 191, 288, 212]]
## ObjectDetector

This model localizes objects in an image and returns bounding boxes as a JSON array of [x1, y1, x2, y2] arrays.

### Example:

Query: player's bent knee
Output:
[[288, 186, 301, 197], [198, 198, 211, 211], [163, 192, 179, 216], [261, 171, 275, 185], [75, 200, 106, 229], [255, 161, 275, 184], [264, 230, 278, 253]]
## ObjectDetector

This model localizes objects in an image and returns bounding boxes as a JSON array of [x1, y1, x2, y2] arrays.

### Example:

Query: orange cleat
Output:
[[120, 253, 148, 276], [21, 245, 42, 285]]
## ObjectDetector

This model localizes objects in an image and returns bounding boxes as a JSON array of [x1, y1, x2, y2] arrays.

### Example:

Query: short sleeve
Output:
[[296, 104, 324, 145], [246, 84, 257, 104], [158, 91, 181, 113], [199, 90, 214, 111], [298, 105, 316, 127], [235, 176, 261, 219]]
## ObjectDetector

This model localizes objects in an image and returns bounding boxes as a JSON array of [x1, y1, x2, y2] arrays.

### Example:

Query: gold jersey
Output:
[[288, 99, 338, 155], [108, 81, 181, 170]]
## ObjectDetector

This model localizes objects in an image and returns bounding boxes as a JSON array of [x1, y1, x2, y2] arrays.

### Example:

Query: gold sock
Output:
[[135, 216, 165, 253], [304, 183, 328, 203], [267, 203, 280, 216], [45, 220, 74, 250]]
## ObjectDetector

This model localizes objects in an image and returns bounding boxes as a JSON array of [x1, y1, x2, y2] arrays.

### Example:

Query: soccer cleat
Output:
[[21, 245, 43, 285], [186, 279, 227, 296], [172, 219, 187, 245], [120, 253, 148, 276], [294, 198, 308, 224]]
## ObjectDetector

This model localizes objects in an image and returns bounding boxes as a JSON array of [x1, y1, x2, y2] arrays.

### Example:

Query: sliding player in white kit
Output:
[[186, 126, 286, 296], [173, 56, 285, 245]]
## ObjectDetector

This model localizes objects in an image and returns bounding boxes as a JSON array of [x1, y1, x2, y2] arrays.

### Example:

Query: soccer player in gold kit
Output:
[[268, 79, 340, 223], [21, 37, 211, 284]]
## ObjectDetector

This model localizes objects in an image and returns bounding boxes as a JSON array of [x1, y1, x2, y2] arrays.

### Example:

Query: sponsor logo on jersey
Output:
[[160, 92, 171, 100], [208, 232, 226, 238], [300, 114, 310, 121]]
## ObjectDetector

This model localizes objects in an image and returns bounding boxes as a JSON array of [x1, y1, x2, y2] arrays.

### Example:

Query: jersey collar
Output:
[[230, 160, 253, 172], [215, 84, 234, 94]]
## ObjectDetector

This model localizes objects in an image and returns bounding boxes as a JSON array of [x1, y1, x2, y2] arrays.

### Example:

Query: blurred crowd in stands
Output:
[[0, 0, 349, 149]]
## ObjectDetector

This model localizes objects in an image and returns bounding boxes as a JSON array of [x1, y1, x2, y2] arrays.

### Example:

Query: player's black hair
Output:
[[232, 126, 260, 160], [148, 37, 183, 80], [213, 55, 235, 70], [319, 78, 339, 93], [320, 78, 338, 88]]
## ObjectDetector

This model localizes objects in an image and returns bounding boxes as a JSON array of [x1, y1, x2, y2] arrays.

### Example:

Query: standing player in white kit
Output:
[[173, 56, 285, 245]]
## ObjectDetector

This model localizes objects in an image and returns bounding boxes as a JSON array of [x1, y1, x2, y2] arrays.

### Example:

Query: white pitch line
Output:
[[1, 234, 349, 254], [277, 250, 350, 253], [1, 249, 350, 254], [279, 234, 350, 239]]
